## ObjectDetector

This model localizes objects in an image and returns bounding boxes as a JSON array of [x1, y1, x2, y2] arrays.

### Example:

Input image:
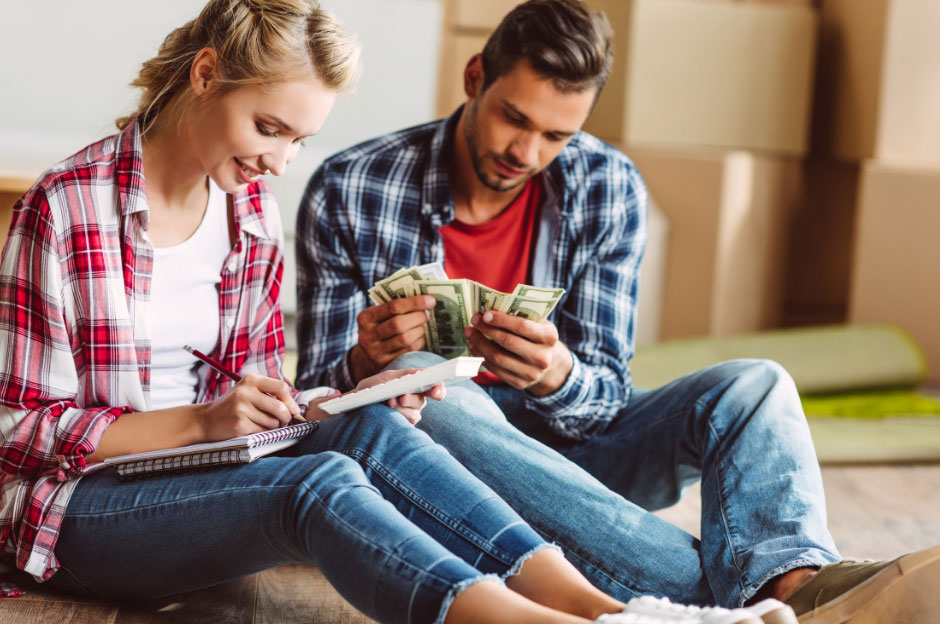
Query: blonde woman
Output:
[[0, 1, 785, 623]]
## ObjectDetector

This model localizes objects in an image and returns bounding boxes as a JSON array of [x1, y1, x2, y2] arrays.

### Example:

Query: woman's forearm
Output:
[[87, 403, 208, 462]]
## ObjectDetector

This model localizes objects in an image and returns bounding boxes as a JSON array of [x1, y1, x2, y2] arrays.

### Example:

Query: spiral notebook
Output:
[[94, 421, 319, 480]]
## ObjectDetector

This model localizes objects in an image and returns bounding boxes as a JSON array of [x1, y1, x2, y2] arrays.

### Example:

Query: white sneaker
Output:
[[595, 611, 681, 623], [610, 595, 797, 624]]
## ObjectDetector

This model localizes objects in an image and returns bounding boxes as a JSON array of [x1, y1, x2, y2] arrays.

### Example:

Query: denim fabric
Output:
[[395, 352, 840, 608], [50, 404, 546, 624]]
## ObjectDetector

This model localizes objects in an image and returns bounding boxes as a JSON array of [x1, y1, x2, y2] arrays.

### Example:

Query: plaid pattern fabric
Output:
[[296, 110, 648, 440], [0, 120, 295, 580]]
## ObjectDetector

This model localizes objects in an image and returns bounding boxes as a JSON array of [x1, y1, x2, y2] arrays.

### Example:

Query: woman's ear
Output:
[[190, 47, 219, 96]]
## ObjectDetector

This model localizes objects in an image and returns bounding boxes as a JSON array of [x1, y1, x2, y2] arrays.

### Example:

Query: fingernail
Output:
[[471, 314, 481, 325], [424, 296, 436, 307], [483, 311, 493, 323], [464, 327, 473, 338]]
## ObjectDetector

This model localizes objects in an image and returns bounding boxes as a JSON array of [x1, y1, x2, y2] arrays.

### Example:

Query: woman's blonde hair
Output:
[[117, 0, 361, 134]]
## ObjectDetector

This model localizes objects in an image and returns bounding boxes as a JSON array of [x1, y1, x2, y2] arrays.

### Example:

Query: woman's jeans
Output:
[[395, 351, 841, 608], [50, 404, 548, 624]]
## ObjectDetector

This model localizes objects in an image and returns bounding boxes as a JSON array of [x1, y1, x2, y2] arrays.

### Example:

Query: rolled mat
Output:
[[631, 324, 928, 395]]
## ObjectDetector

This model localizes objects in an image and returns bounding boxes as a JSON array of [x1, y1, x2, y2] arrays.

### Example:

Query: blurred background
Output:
[[1, 0, 938, 386]]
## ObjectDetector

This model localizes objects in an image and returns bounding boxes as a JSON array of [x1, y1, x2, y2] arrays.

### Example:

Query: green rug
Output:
[[630, 325, 940, 464]]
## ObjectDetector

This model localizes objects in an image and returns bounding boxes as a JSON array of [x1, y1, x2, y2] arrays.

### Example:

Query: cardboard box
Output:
[[849, 163, 940, 381], [0, 176, 34, 254], [624, 146, 802, 339], [781, 159, 860, 327], [444, 0, 520, 30], [813, 0, 940, 166], [585, 0, 817, 156]]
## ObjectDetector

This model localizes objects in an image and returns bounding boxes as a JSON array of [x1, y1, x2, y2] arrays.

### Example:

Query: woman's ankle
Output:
[[444, 579, 590, 624]]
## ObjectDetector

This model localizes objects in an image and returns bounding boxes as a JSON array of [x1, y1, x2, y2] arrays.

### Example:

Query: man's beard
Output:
[[463, 98, 530, 193]]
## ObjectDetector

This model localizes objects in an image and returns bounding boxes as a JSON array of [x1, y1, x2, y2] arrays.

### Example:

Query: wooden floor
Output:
[[3, 464, 939, 623]]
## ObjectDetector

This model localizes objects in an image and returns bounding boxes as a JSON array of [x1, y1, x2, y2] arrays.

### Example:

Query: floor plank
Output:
[[0, 599, 116, 623], [254, 564, 373, 623]]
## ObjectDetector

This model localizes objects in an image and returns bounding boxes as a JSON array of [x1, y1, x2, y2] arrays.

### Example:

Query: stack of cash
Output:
[[368, 262, 565, 359]]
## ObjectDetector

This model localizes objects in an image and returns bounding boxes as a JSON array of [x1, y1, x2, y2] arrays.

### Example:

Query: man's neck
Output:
[[450, 112, 525, 225]]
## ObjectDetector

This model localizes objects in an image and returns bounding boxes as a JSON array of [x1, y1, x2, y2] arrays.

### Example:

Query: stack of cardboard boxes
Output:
[[810, 0, 940, 382], [437, 0, 819, 342], [437, 0, 940, 380]]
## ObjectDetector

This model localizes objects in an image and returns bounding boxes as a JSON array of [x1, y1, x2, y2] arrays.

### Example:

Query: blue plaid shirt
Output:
[[296, 110, 648, 440]]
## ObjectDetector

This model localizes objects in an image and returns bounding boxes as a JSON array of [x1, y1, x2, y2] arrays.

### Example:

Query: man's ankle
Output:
[[747, 567, 818, 606]]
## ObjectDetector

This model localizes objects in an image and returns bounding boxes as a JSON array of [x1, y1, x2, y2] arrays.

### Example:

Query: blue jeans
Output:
[[396, 352, 840, 607], [49, 404, 548, 624]]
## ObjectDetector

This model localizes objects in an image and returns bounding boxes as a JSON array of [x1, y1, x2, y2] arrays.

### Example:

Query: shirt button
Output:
[[226, 318, 235, 328], [227, 259, 238, 272]]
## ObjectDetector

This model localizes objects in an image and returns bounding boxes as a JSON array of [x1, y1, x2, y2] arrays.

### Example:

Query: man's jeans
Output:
[[49, 405, 547, 624], [398, 352, 841, 607]]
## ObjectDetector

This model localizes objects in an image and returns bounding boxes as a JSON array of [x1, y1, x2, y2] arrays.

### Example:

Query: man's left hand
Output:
[[464, 311, 573, 396]]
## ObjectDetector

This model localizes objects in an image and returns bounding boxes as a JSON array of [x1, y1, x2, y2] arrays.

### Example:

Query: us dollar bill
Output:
[[369, 264, 565, 355], [497, 285, 566, 321], [416, 280, 473, 359]]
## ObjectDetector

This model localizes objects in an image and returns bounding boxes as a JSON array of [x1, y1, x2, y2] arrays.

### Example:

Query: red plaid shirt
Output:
[[0, 120, 315, 580]]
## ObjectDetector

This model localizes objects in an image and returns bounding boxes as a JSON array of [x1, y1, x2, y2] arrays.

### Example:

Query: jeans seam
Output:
[[340, 448, 521, 567], [704, 402, 747, 595]]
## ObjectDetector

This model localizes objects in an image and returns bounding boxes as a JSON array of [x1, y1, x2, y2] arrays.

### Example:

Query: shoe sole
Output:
[[747, 599, 799, 624], [797, 543, 940, 623]]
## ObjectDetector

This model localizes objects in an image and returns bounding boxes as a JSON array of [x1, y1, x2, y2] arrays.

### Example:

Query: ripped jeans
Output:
[[50, 403, 549, 624]]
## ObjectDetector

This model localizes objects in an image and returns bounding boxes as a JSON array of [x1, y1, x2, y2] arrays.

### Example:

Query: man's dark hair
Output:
[[480, 0, 614, 95]]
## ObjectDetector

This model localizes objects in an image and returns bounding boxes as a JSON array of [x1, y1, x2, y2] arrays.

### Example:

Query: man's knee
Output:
[[710, 358, 795, 393], [383, 351, 445, 371]]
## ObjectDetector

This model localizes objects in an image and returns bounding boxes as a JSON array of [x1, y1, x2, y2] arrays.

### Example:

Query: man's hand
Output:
[[464, 310, 573, 396], [350, 295, 437, 382]]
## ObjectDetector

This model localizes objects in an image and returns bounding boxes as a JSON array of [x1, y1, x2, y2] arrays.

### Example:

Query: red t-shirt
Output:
[[439, 178, 541, 384]]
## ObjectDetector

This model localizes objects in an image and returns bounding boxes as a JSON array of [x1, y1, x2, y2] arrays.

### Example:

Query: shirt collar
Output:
[[114, 117, 270, 240]]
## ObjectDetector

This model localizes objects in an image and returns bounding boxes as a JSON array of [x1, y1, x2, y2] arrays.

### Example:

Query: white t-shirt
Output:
[[149, 179, 231, 410]]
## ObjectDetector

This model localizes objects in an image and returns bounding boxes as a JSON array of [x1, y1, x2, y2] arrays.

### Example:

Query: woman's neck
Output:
[[140, 114, 212, 247], [141, 115, 207, 213]]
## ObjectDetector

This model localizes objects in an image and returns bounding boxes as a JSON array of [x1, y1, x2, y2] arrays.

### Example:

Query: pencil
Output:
[[182, 345, 241, 382]]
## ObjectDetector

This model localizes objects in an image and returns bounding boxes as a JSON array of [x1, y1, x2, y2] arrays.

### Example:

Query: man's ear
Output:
[[190, 47, 219, 96], [463, 54, 484, 100]]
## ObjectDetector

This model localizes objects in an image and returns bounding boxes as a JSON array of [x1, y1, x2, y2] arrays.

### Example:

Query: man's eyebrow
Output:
[[501, 100, 576, 137]]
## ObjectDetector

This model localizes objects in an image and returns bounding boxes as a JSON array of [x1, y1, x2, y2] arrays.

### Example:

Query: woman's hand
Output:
[[200, 374, 302, 441], [304, 369, 446, 425], [360, 368, 446, 424]]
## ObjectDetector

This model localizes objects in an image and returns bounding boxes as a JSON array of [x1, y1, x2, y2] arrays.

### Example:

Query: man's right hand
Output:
[[349, 295, 436, 382]]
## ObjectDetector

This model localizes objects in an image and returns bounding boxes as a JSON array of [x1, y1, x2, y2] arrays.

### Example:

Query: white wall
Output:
[[0, 0, 443, 345]]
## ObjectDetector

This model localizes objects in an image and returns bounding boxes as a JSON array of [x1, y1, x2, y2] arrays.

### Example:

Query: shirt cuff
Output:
[[296, 386, 340, 406], [525, 353, 587, 417], [338, 349, 357, 391]]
